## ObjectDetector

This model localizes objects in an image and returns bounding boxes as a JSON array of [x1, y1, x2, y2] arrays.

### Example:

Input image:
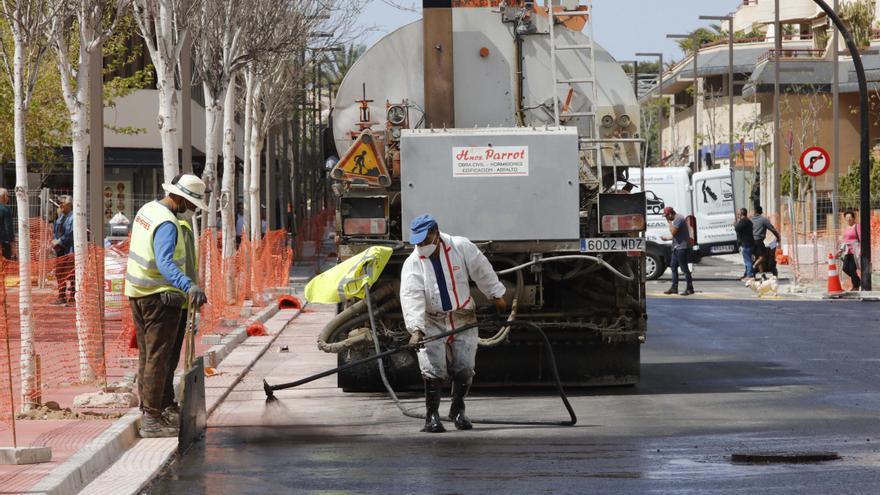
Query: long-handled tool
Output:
[[262, 317, 577, 426], [180, 297, 198, 399], [263, 329, 448, 401]]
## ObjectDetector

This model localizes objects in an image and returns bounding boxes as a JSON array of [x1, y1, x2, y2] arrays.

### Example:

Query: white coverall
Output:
[[400, 232, 506, 382]]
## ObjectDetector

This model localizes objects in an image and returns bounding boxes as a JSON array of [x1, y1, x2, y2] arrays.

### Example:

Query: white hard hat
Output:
[[162, 174, 208, 211]]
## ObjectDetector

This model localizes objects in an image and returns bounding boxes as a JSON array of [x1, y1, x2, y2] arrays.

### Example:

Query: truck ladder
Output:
[[548, 0, 602, 173]]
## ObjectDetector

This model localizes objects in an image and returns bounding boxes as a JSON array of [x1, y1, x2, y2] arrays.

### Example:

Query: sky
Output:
[[358, 0, 741, 64]]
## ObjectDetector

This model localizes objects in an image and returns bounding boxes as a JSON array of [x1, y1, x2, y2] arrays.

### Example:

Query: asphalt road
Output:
[[148, 288, 880, 494]]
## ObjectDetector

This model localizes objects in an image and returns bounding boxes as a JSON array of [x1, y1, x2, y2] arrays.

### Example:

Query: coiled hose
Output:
[[365, 284, 577, 427]]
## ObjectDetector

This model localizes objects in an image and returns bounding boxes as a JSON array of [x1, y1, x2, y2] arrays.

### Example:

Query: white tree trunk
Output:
[[12, 37, 37, 411], [241, 69, 254, 244], [70, 108, 94, 383], [200, 87, 222, 291], [202, 85, 222, 231], [249, 128, 263, 245], [220, 75, 237, 302], [156, 61, 179, 184]]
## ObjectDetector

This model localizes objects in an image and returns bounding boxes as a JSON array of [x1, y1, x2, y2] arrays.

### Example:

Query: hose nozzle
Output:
[[264, 379, 276, 402]]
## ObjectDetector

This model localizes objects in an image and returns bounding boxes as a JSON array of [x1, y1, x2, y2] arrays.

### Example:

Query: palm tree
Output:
[[322, 44, 367, 88], [676, 24, 726, 53]]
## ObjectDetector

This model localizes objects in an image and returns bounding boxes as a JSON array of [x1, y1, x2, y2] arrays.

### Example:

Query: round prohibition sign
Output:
[[799, 146, 830, 177]]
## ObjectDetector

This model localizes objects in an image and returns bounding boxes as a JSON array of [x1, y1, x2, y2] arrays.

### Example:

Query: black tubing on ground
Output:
[[365, 284, 577, 427]]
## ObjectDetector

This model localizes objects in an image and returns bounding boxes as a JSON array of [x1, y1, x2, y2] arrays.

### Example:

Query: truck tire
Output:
[[645, 250, 666, 280]]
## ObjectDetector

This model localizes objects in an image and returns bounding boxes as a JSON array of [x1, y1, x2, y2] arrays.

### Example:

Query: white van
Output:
[[627, 167, 738, 279]]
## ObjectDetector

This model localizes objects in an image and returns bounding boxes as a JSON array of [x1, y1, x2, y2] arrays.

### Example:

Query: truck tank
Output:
[[332, 7, 640, 164], [323, 3, 647, 391]]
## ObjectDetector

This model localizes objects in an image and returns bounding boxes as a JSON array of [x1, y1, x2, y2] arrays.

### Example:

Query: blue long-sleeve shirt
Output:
[[153, 221, 193, 293], [54, 213, 74, 255]]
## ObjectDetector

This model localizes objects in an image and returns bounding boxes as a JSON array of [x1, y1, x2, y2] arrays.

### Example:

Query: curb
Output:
[[203, 302, 282, 369], [30, 298, 302, 495], [29, 413, 140, 495]]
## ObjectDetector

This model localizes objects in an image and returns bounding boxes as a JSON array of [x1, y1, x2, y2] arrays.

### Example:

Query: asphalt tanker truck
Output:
[[320, 1, 648, 391]]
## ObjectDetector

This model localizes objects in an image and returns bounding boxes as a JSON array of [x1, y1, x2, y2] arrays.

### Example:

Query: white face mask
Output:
[[416, 242, 437, 257]]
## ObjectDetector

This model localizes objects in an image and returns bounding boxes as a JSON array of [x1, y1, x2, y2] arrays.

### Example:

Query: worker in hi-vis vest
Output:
[[125, 174, 208, 438]]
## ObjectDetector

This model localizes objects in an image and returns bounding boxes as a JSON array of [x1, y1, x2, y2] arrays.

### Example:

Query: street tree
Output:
[[227, 0, 360, 300], [50, 0, 129, 383], [131, 0, 195, 183], [0, 0, 62, 411]]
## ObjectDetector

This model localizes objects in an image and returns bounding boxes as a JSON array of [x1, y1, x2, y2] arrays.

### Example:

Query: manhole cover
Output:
[[731, 451, 841, 464]]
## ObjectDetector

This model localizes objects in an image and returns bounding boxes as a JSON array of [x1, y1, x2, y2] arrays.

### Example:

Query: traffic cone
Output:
[[826, 253, 844, 295]]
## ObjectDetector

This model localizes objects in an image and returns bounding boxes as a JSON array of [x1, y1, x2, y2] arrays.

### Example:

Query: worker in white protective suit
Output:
[[400, 214, 507, 433]]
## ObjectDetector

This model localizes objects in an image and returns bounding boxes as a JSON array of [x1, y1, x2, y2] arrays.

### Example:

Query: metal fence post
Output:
[[38, 188, 49, 289]]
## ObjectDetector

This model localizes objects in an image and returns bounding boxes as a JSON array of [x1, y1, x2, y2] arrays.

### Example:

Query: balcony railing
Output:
[[757, 48, 824, 64]]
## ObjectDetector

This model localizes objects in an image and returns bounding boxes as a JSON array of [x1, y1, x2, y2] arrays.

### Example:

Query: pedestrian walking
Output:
[[660, 206, 694, 296], [751, 206, 781, 276], [735, 208, 755, 280], [125, 174, 208, 438], [400, 214, 507, 433], [51, 195, 74, 305], [0, 188, 13, 260], [839, 210, 862, 291]]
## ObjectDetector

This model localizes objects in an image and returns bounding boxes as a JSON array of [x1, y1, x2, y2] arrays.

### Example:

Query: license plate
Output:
[[580, 237, 645, 253], [710, 244, 736, 254]]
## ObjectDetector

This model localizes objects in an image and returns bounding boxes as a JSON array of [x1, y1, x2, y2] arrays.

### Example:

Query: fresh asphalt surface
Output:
[[148, 260, 880, 494]]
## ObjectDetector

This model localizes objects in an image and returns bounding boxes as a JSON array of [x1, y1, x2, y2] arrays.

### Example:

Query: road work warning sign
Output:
[[331, 129, 391, 186], [452, 146, 529, 178]]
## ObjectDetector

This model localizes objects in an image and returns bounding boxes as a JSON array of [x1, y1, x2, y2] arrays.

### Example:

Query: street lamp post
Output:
[[700, 15, 734, 174], [810, 0, 872, 290], [668, 33, 700, 173], [831, 0, 840, 236], [636, 52, 664, 166]]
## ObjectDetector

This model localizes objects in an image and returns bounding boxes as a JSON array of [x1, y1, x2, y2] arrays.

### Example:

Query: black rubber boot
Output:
[[448, 373, 473, 430], [421, 378, 446, 433]]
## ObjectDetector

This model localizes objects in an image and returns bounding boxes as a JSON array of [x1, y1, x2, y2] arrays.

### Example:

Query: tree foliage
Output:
[[0, 21, 68, 175], [676, 25, 766, 53], [839, 157, 880, 210], [839, 0, 874, 49], [321, 43, 365, 87]]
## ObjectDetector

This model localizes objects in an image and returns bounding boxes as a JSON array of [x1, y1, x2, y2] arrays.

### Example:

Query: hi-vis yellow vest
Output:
[[124, 201, 187, 298]]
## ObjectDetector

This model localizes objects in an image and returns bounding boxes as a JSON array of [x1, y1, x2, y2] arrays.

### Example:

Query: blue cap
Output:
[[409, 214, 437, 244]]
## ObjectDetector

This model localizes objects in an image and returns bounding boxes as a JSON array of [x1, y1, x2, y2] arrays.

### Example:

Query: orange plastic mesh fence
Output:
[[294, 209, 332, 261], [0, 260, 14, 447], [0, 217, 297, 446], [775, 209, 879, 287]]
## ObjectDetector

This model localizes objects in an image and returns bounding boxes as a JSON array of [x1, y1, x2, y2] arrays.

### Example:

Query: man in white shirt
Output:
[[400, 214, 507, 433]]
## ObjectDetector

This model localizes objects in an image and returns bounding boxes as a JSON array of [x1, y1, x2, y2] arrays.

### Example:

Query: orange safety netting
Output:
[[0, 216, 302, 447], [293, 208, 333, 261], [773, 210, 880, 287]]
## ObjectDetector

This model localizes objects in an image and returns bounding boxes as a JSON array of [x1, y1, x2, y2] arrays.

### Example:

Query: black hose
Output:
[[365, 285, 577, 427], [266, 292, 577, 426]]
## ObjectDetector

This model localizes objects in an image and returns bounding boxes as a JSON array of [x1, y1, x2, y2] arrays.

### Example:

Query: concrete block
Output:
[[201, 334, 223, 345], [0, 446, 52, 465], [73, 391, 139, 408]]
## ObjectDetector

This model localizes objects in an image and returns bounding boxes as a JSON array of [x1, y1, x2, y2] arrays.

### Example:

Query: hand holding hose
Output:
[[409, 330, 425, 349], [493, 297, 507, 316]]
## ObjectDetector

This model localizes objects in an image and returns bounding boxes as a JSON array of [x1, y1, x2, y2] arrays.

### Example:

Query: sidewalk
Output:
[[0, 288, 319, 493], [0, 227, 337, 494], [648, 253, 878, 301]]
